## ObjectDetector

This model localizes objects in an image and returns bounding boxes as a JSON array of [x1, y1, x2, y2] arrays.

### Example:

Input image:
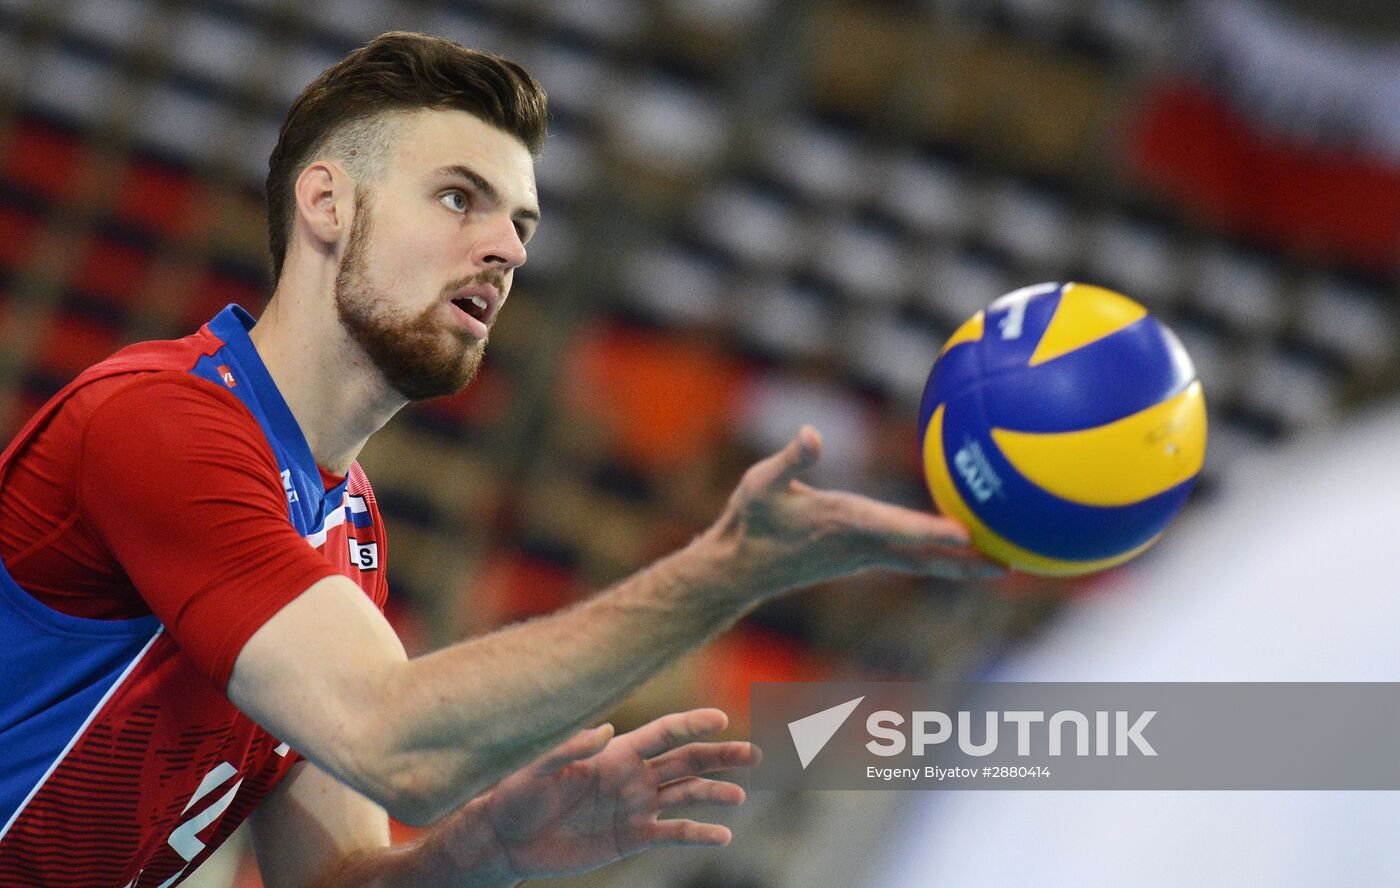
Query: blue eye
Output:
[[440, 190, 468, 212]]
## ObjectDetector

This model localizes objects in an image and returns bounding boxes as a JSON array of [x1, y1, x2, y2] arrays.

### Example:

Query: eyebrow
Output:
[[435, 163, 541, 225]]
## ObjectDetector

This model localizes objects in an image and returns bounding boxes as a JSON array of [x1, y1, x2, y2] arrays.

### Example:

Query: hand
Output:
[[706, 425, 1004, 597], [449, 709, 756, 882]]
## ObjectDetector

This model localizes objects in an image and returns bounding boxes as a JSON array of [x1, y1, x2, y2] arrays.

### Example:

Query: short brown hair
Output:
[[265, 31, 547, 281]]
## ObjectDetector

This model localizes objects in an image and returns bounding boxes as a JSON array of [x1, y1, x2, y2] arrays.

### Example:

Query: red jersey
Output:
[[0, 305, 389, 886]]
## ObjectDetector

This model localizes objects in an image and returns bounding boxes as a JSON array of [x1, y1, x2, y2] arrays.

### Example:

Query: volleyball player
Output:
[[0, 32, 994, 886]]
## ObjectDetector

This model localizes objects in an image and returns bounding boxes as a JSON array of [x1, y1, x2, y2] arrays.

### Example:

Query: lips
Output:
[[451, 293, 490, 322], [448, 283, 502, 326]]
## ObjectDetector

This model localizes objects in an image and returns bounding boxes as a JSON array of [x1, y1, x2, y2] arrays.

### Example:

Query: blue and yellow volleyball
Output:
[[919, 282, 1207, 576]]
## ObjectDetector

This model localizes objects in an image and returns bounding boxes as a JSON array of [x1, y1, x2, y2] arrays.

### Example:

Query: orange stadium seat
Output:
[[0, 203, 40, 272], [2, 121, 86, 202], [406, 362, 512, 433], [465, 546, 582, 628], [561, 320, 750, 476], [69, 236, 152, 313], [186, 269, 266, 330], [114, 160, 206, 239], [698, 625, 834, 732], [31, 310, 124, 383]]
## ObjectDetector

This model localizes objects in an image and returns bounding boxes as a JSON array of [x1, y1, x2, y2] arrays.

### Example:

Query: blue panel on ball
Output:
[[919, 338, 983, 431], [940, 385, 1197, 560], [979, 284, 1063, 372], [930, 386, 991, 510], [981, 316, 1197, 434]]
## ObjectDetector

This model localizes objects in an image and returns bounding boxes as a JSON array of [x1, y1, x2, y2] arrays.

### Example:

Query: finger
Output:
[[927, 553, 1009, 581], [818, 492, 1010, 578], [875, 525, 1006, 579], [644, 819, 733, 848], [822, 491, 972, 547], [743, 425, 823, 493], [889, 539, 1007, 581], [626, 708, 729, 759], [657, 776, 746, 809], [649, 741, 757, 783], [535, 723, 615, 774]]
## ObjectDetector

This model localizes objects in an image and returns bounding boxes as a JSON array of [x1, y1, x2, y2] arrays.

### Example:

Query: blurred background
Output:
[[0, 0, 1397, 884]]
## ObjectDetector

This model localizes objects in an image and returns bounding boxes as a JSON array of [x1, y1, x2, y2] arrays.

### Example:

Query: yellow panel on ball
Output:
[[1028, 282, 1148, 367], [922, 404, 1160, 576], [939, 310, 985, 355], [989, 381, 1207, 507]]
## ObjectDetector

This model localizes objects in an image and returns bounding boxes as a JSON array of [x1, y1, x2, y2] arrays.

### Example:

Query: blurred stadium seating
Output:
[[0, 0, 1395, 885]]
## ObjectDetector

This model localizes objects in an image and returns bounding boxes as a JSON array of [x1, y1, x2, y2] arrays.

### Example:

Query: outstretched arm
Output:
[[251, 710, 754, 888], [230, 427, 996, 824]]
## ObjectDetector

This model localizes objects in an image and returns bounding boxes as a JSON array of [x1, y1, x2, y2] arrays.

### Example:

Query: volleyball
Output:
[[919, 282, 1207, 576]]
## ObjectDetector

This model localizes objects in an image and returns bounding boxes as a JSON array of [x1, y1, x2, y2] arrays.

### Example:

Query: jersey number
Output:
[[125, 742, 289, 887]]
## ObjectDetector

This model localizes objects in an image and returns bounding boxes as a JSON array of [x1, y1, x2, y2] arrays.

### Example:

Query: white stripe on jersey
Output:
[[303, 493, 348, 549], [346, 495, 369, 518]]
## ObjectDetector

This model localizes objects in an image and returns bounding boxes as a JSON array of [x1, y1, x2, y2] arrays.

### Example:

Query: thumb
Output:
[[748, 425, 823, 493]]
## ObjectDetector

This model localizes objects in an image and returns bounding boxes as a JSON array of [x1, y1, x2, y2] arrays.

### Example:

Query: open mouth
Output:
[[451, 294, 490, 323]]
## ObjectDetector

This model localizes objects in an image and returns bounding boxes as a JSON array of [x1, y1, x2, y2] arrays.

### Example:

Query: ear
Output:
[[292, 161, 353, 252]]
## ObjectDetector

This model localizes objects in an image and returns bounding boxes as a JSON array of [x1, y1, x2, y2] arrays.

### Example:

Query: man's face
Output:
[[334, 109, 539, 401]]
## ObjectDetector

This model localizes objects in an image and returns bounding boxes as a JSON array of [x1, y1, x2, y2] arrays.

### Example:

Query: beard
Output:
[[333, 192, 489, 401]]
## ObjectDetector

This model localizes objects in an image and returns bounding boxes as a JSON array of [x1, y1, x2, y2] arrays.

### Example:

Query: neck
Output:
[[249, 283, 406, 476]]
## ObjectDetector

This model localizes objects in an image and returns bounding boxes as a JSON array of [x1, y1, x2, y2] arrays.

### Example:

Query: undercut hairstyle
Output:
[[265, 31, 547, 281]]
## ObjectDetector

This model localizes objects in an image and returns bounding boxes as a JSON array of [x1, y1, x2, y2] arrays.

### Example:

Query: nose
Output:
[[472, 214, 527, 271]]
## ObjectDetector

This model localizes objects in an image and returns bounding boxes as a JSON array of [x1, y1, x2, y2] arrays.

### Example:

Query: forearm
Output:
[[238, 427, 978, 827], [365, 527, 754, 821]]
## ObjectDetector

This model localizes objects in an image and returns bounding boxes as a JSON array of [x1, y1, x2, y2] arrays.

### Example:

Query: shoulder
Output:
[[79, 370, 260, 436], [77, 371, 278, 478], [81, 369, 248, 415]]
